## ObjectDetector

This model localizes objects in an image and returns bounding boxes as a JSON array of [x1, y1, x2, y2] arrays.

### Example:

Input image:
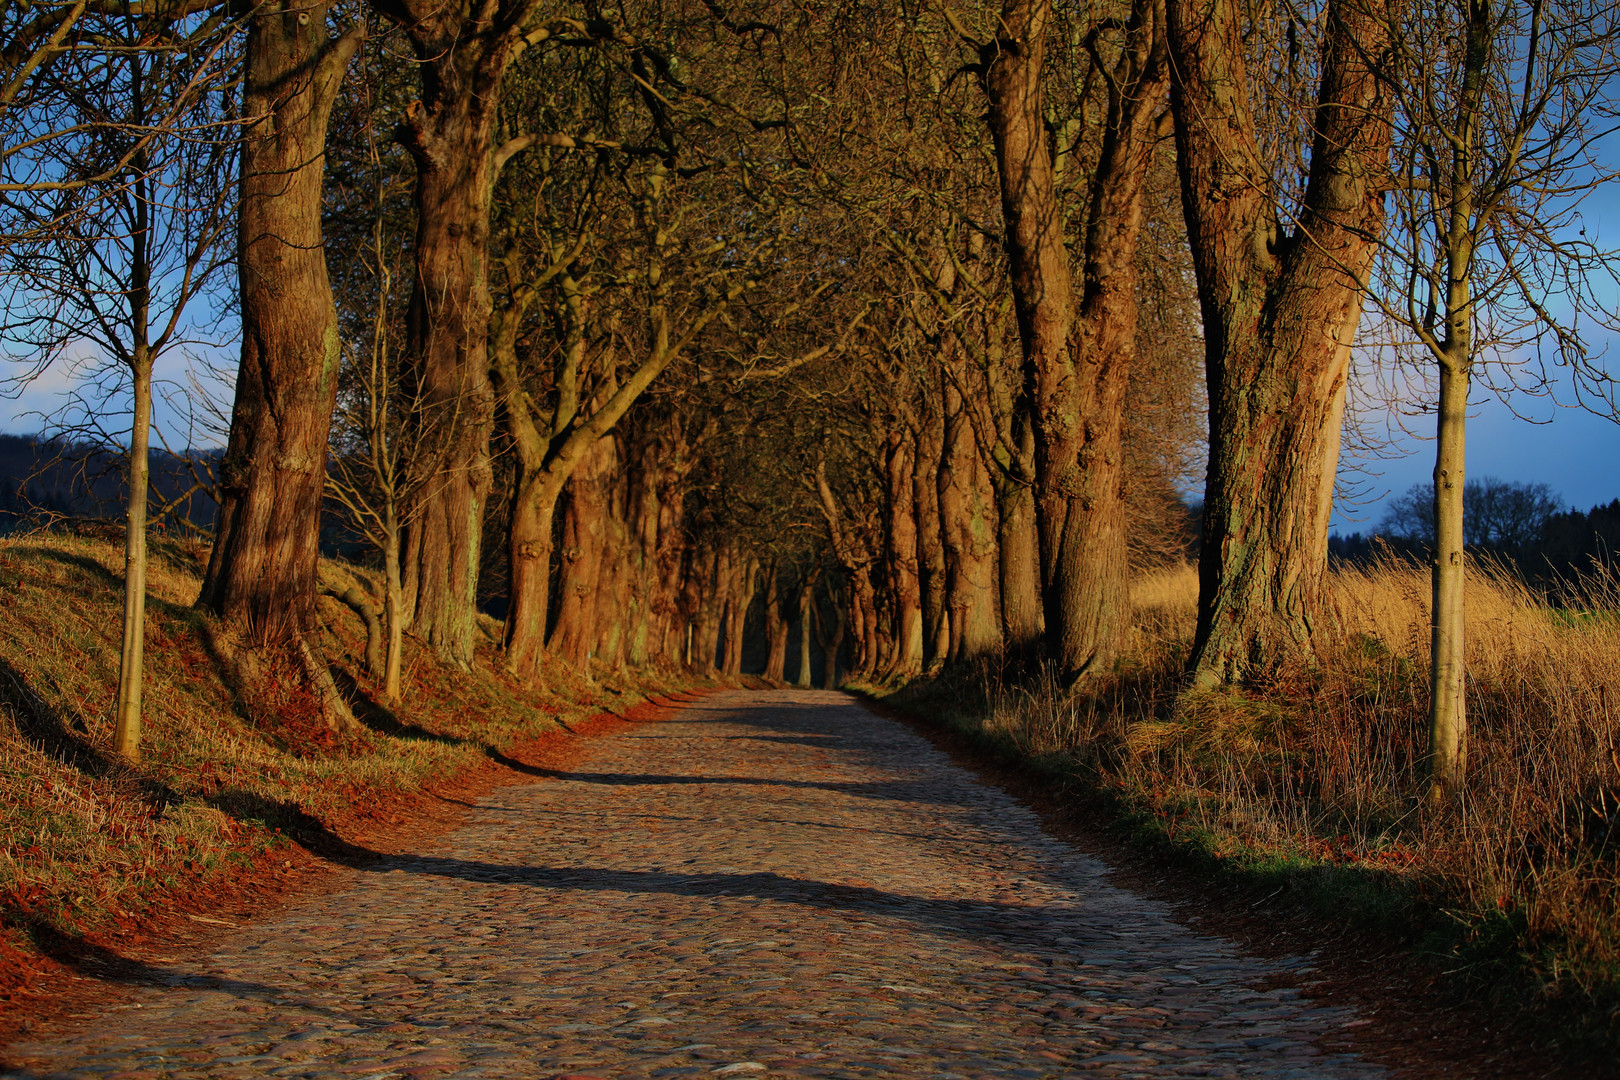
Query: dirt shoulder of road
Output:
[[0, 690, 709, 1050], [856, 692, 1610, 1080]]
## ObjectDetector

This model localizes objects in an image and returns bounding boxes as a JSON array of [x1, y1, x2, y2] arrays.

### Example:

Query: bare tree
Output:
[[325, 174, 443, 705], [1369, 0, 1620, 792], [1, 5, 238, 760]]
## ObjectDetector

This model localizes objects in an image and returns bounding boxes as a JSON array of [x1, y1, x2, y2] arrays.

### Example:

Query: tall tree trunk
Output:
[[855, 570, 881, 674], [763, 564, 789, 682], [1054, 0, 1168, 676], [1428, 1, 1488, 796], [940, 373, 1003, 662], [794, 580, 815, 688], [389, 1, 525, 668], [549, 433, 616, 669], [1430, 345, 1468, 794], [594, 443, 639, 672], [912, 403, 951, 668], [1167, 0, 1393, 687], [981, 0, 1081, 675], [619, 430, 663, 670], [882, 433, 925, 677], [722, 557, 756, 677], [115, 343, 152, 761], [200, 3, 358, 653], [692, 546, 724, 673], [652, 448, 690, 669], [982, 0, 1168, 681], [382, 508, 405, 702], [997, 473, 1044, 656]]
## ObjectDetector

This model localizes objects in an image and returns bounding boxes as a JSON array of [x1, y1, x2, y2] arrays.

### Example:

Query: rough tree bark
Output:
[[1056, 0, 1169, 675], [997, 468, 1044, 653], [912, 402, 951, 668], [980, 0, 1168, 681], [881, 432, 925, 677], [1167, 0, 1393, 686], [978, 0, 1077, 678], [198, 1, 360, 726], [376, 0, 542, 668], [549, 431, 616, 669], [940, 371, 1003, 663]]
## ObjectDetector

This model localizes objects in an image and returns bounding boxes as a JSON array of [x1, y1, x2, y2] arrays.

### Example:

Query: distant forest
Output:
[[0, 434, 217, 536], [1331, 486, 1620, 592]]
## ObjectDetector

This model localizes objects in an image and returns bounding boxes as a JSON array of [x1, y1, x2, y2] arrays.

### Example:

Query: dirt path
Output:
[[2, 690, 1384, 1079]]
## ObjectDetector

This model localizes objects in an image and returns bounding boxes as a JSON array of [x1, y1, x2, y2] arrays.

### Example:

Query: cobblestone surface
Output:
[[3, 690, 1383, 1078]]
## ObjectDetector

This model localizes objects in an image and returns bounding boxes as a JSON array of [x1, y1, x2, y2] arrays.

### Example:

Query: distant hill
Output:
[[0, 433, 219, 535]]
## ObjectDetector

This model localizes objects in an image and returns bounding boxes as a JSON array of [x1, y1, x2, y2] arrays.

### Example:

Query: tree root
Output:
[[318, 580, 384, 679]]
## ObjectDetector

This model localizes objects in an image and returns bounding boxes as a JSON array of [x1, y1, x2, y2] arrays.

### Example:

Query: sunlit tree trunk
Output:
[[940, 373, 1002, 662], [1168, 0, 1393, 687], [994, 416, 1044, 656], [1055, 0, 1168, 677], [1427, 1, 1489, 797], [881, 433, 925, 677], [389, 0, 528, 668], [201, 2, 358, 665], [382, 506, 405, 702], [912, 404, 951, 668], [982, 0, 1168, 681], [115, 314, 152, 761], [549, 433, 616, 669]]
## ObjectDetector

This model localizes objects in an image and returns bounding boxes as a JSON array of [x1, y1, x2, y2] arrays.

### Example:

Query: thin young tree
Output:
[[1, 6, 237, 760], [325, 183, 441, 706], [1370, 0, 1620, 794]]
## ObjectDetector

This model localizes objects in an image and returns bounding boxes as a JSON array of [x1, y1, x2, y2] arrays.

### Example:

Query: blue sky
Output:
[[1333, 386, 1620, 533]]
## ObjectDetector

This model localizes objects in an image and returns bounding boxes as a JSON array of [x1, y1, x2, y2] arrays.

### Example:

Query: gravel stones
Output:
[[2, 690, 1382, 1079]]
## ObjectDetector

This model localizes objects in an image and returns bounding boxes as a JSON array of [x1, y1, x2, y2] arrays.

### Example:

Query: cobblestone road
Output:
[[3, 690, 1382, 1079]]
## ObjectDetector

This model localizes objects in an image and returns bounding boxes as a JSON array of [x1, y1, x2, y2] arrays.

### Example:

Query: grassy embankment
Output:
[[871, 559, 1620, 1045], [0, 531, 705, 988]]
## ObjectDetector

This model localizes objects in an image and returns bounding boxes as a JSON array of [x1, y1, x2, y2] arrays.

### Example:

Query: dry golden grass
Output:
[[0, 532, 700, 955], [895, 556, 1620, 1030]]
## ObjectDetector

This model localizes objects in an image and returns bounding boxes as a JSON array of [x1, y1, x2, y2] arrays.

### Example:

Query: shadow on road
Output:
[[367, 855, 1090, 953]]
